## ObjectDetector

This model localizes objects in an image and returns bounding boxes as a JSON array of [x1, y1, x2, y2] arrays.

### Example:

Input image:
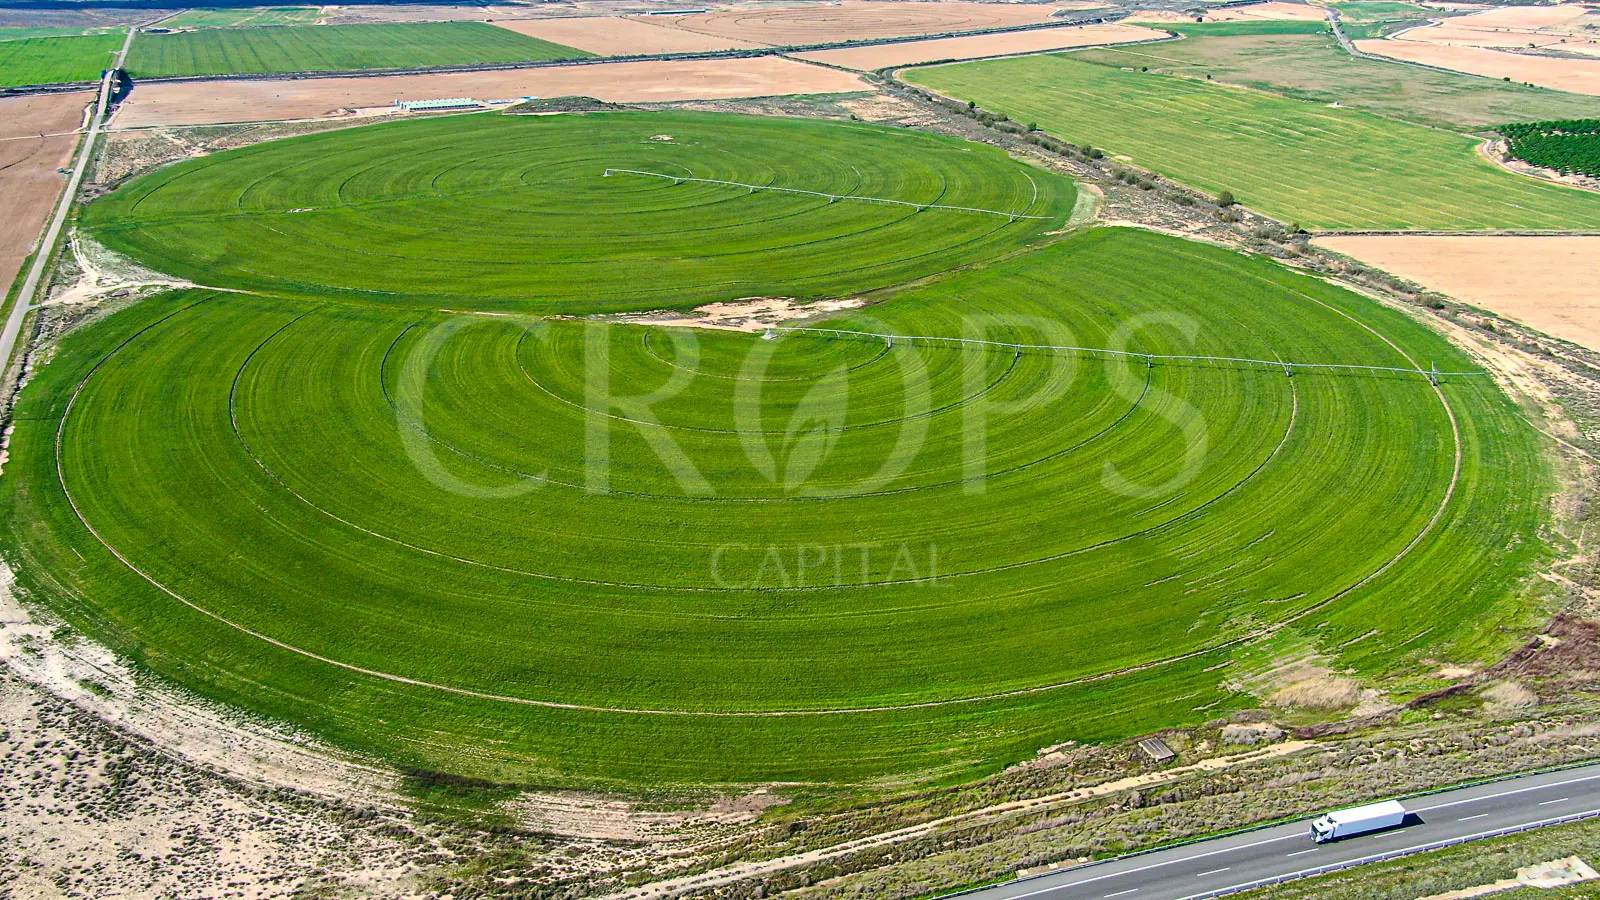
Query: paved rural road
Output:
[[0, 26, 132, 377], [947, 764, 1600, 900]]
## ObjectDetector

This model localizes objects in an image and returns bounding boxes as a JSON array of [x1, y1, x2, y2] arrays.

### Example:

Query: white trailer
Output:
[[1310, 800, 1407, 843]]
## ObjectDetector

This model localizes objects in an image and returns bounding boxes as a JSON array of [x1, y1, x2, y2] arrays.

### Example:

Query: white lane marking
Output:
[[1539, 798, 1569, 806], [1104, 890, 1139, 897], [1458, 814, 1489, 821], [1196, 868, 1231, 877], [1165, 808, 1600, 900], [1287, 848, 1318, 856], [1418, 771, 1600, 814], [1000, 832, 1306, 898]]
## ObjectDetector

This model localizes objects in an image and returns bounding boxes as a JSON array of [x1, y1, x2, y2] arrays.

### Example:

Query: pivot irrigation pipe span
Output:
[[602, 169, 1053, 220], [772, 327, 1489, 382]]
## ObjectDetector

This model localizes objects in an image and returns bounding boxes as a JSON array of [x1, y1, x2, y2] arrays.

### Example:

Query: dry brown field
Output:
[[108, 57, 867, 128], [1315, 235, 1600, 351], [0, 93, 90, 304], [1128, 1, 1326, 24], [1355, 38, 1600, 95], [657, 1, 1063, 45], [492, 15, 765, 53], [793, 22, 1152, 70]]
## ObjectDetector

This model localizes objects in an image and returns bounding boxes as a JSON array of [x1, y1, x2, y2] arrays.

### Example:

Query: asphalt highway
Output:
[[949, 763, 1600, 900]]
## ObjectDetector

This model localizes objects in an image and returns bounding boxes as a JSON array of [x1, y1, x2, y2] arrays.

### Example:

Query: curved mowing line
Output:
[[385, 319, 1154, 504], [50, 283, 1465, 717], [603, 169, 1054, 220]]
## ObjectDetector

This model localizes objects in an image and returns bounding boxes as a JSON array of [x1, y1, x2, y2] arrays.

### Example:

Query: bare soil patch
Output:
[[1314, 235, 1600, 351], [1358, 34, 1600, 94], [610, 297, 866, 332], [0, 92, 90, 307], [109, 57, 866, 128], [659, 1, 1063, 46], [492, 15, 765, 53], [793, 22, 1153, 70]]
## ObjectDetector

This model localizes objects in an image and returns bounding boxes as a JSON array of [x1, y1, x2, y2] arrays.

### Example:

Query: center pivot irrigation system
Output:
[[602, 168, 1052, 220], [770, 327, 1489, 385]]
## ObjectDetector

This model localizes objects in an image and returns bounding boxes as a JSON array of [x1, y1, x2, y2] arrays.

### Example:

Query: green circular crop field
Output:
[[1, 112, 1554, 788]]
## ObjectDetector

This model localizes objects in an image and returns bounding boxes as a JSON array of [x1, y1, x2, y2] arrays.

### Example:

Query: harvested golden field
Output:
[[792, 23, 1151, 70], [658, 1, 1062, 45], [1356, 39, 1600, 95], [491, 15, 764, 54], [107, 57, 867, 128], [1315, 235, 1600, 350], [1128, 1, 1327, 23], [0, 92, 89, 302]]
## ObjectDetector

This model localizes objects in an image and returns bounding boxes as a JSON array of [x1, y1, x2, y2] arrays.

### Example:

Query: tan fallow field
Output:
[[793, 23, 1154, 70], [1387, 3, 1600, 53], [1128, 1, 1327, 24], [490, 16, 766, 54], [1355, 38, 1600, 95], [655, 1, 1065, 46], [1314, 235, 1600, 352], [0, 92, 91, 308], [107, 57, 868, 129]]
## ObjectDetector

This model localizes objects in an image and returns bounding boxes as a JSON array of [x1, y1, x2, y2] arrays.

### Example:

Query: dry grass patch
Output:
[[1268, 676, 1363, 710]]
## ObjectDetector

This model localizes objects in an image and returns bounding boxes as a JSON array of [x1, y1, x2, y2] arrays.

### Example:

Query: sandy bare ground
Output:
[[657, 1, 1064, 46], [0, 93, 91, 311], [1356, 39, 1600, 95], [1315, 235, 1600, 351], [793, 22, 1154, 70], [492, 15, 766, 54], [109, 58, 867, 129]]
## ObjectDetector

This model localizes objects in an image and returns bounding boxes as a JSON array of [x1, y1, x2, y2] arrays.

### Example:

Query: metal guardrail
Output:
[[602, 169, 1053, 220], [1178, 808, 1600, 900], [771, 327, 1486, 382]]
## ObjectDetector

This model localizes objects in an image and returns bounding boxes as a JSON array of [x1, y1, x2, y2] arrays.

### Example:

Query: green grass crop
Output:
[[1079, 30, 1600, 129], [1163, 20, 1332, 37], [160, 7, 321, 28], [123, 22, 591, 78], [0, 33, 120, 87], [0, 26, 118, 41], [82, 112, 1076, 313], [1502, 119, 1600, 177], [1, 108, 1555, 787], [907, 54, 1600, 230]]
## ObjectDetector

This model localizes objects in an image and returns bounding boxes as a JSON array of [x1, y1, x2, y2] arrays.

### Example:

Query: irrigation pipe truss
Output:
[[602, 168, 1052, 220], [772, 327, 1488, 383]]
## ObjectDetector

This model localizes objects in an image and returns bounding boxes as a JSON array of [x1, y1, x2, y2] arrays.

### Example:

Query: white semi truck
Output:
[[1310, 800, 1408, 843]]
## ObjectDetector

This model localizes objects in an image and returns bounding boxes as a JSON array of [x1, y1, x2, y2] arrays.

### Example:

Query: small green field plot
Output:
[[1330, 1, 1432, 21], [83, 112, 1074, 312], [1076, 29, 1600, 128], [1163, 20, 1331, 36], [1503, 119, 1600, 177], [160, 6, 321, 28], [123, 21, 592, 78], [908, 53, 1600, 230], [1, 111, 1556, 787], [0, 32, 120, 87]]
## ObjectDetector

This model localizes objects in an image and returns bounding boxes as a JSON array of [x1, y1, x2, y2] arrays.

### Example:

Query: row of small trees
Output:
[[1500, 119, 1600, 177]]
